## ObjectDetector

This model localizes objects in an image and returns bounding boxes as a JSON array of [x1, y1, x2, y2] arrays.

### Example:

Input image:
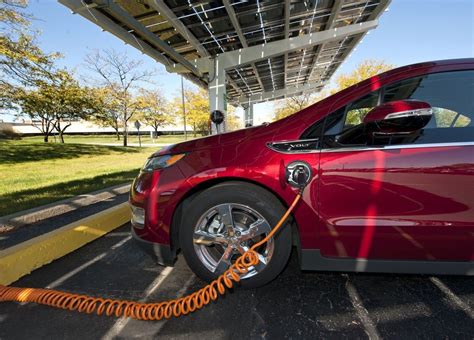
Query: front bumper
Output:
[[131, 226, 177, 266]]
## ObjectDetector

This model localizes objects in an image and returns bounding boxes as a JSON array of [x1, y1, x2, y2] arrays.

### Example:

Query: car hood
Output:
[[150, 105, 324, 158], [151, 124, 270, 157]]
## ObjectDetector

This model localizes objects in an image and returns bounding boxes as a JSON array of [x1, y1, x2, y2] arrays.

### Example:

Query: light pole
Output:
[[181, 76, 187, 141]]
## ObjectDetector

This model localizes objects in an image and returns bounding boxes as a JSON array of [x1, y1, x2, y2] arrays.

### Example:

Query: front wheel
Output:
[[179, 182, 292, 288]]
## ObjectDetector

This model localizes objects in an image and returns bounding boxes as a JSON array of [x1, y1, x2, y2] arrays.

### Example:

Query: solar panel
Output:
[[59, 0, 390, 106]]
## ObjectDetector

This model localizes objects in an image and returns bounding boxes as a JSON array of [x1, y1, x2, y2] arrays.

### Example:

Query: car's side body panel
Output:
[[318, 145, 474, 262]]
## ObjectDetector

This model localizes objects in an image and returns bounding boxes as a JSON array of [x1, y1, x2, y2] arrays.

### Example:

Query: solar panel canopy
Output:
[[59, 0, 390, 110]]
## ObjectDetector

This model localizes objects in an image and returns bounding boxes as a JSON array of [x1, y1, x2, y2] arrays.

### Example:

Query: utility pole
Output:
[[181, 76, 187, 140]]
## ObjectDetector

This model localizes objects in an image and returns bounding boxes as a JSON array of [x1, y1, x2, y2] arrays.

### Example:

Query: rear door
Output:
[[318, 70, 474, 262]]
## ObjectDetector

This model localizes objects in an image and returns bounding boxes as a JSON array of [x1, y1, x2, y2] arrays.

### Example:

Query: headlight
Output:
[[142, 153, 186, 172]]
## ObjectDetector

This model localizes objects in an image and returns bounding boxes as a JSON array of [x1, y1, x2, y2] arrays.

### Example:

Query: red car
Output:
[[130, 59, 474, 287]]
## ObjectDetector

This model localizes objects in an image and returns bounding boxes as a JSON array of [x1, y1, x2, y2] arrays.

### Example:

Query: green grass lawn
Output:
[[0, 139, 161, 216], [22, 134, 200, 145]]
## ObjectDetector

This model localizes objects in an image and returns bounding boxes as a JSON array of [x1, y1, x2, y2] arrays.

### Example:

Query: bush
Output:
[[0, 123, 22, 140]]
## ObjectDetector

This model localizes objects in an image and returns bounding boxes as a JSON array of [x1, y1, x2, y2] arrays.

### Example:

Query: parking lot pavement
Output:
[[1, 224, 473, 339]]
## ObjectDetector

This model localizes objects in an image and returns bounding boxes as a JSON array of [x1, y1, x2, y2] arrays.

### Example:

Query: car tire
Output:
[[179, 181, 293, 288]]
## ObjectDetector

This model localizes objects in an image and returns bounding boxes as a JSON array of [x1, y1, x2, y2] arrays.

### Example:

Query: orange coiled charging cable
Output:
[[0, 193, 302, 321]]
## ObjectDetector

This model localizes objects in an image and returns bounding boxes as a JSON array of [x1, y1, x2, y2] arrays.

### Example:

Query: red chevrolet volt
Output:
[[130, 59, 474, 287]]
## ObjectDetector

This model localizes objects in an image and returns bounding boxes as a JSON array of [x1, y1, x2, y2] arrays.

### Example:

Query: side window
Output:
[[303, 90, 380, 143], [319, 91, 380, 148], [324, 106, 345, 135], [343, 90, 380, 130], [300, 117, 325, 140], [383, 70, 474, 143], [307, 70, 474, 149], [300, 106, 346, 147], [300, 106, 346, 140], [434, 109, 471, 128]]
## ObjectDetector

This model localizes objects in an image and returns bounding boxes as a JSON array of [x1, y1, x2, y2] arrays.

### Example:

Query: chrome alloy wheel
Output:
[[192, 203, 274, 279]]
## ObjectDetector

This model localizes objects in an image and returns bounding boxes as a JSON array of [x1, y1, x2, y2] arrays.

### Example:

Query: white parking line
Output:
[[430, 277, 474, 319], [101, 266, 174, 340], [105, 232, 132, 237], [46, 236, 131, 289], [101, 269, 196, 340], [343, 274, 381, 339], [317, 301, 432, 327]]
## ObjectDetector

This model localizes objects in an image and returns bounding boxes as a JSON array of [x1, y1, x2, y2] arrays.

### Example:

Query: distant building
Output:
[[3, 119, 191, 135]]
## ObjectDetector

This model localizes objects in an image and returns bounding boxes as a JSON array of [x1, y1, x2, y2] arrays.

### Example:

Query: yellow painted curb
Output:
[[0, 202, 131, 285]]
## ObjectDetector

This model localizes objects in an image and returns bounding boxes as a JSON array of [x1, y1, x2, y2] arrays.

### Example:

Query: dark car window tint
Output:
[[300, 117, 325, 140], [318, 92, 380, 147], [383, 70, 474, 143], [300, 106, 345, 140], [324, 106, 346, 135]]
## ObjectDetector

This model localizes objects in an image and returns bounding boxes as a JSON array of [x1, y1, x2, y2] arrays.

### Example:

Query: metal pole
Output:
[[181, 76, 187, 140]]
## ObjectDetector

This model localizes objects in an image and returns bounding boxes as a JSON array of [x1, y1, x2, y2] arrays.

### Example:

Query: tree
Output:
[[135, 89, 174, 137], [85, 49, 151, 146], [333, 59, 394, 92], [0, 1, 59, 86], [225, 105, 243, 131], [89, 86, 122, 140], [13, 86, 55, 142], [273, 92, 327, 121], [1, 1, 60, 109], [49, 70, 92, 143], [0, 81, 16, 111], [1, 1, 93, 142], [13, 69, 92, 142], [173, 87, 210, 136], [187, 88, 210, 136], [91, 86, 121, 140]]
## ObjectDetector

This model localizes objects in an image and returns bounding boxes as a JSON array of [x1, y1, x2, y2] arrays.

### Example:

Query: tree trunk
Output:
[[59, 124, 71, 143], [44, 134, 49, 143], [193, 123, 197, 137], [53, 119, 65, 143], [115, 121, 120, 140], [123, 123, 128, 147], [123, 109, 128, 147]]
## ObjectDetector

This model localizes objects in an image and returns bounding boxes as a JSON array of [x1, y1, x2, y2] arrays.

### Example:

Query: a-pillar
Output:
[[208, 58, 226, 134]]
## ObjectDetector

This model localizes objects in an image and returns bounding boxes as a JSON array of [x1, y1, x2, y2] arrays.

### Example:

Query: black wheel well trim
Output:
[[170, 177, 301, 253]]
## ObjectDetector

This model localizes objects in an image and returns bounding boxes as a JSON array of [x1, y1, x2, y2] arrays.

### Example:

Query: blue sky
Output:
[[10, 0, 474, 123]]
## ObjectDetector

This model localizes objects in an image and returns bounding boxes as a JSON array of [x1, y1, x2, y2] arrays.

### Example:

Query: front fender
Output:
[[174, 147, 319, 252]]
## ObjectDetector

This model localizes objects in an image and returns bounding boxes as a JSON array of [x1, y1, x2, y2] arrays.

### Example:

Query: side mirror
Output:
[[363, 100, 433, 133]]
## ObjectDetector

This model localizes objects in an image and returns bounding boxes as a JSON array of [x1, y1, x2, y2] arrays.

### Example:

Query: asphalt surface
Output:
[[1, 223, 473, 339]]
